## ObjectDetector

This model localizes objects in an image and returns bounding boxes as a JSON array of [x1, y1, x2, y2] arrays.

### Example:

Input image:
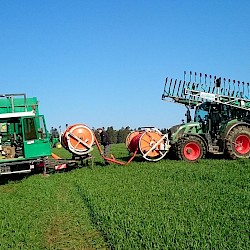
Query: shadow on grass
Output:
[[0, 162, 94, 185], [0, 172, 33, 185]]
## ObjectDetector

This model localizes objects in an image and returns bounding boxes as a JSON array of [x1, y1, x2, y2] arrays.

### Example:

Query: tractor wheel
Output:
[[176, 136, 206, 162], [226, 126, 250, 159]]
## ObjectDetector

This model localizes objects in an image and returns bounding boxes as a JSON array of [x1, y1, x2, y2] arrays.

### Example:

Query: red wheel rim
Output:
[[234, 134, 250, 154], [183, 142, 201, 161]]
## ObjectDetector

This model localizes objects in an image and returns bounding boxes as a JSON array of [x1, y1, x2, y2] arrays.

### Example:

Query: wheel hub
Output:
[[183, 142, 201, 161], [234, 134, 250, 154]]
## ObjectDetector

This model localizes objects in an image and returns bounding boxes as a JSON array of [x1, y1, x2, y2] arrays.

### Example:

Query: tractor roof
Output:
[[0, 93, 39, 117]]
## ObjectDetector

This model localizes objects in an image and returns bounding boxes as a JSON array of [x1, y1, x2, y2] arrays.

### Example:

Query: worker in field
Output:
[[97, 127, 111, 165]]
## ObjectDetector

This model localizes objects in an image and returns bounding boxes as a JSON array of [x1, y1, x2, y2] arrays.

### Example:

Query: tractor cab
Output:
[[0, 94, 51, 174], [194, 102, 224, 134], [1, 116, 50, 158]]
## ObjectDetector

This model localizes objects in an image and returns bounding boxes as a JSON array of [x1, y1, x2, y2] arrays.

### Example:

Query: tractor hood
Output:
[[169, 123, 183, 135], [169, 122, 202, 142]]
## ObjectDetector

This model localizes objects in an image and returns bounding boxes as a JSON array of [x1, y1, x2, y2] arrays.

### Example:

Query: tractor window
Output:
[[36, 116, 47, 139], [194, 104, 209, 122], [23, 118, 38, 140], [0, 123, 7, 133]]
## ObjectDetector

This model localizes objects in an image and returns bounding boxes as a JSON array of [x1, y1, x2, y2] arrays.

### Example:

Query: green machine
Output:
[[0, 93, 51, 175], [162, 72, 250, 161], [49, 127, 61, 148]]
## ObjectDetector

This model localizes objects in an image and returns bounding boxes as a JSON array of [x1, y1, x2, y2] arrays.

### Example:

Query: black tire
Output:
[[176, 136, 206, 162], [225, 125, 250, 159]]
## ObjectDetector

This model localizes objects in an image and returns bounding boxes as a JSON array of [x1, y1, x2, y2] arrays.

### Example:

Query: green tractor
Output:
[[50, 127, 62, 148], [162, 72, 250, 161], [0, 93, 51, 175]]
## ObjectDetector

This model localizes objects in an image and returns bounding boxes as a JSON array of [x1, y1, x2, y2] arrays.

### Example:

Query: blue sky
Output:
[[1, 0, 250, 130]]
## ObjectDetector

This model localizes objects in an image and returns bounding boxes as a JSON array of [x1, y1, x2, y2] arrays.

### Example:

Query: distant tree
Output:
[[94, 126, 133, 144], [117, 127, 124, 143], [107, 126, 117, 144], [124, 126, 132, 140], [117, 126, 131, 143]]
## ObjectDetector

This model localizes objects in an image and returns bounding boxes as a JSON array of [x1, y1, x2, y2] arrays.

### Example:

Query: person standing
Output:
[[97, 128, 111, 165]]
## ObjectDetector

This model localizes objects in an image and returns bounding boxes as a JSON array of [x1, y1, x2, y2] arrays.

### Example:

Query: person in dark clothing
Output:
[[97, 128, 111, 165]]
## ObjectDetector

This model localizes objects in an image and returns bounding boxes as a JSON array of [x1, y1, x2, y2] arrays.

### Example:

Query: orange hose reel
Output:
[[61, 124, 170, 164], [126, 128, 170, 161], [61, 124, 94, 155]]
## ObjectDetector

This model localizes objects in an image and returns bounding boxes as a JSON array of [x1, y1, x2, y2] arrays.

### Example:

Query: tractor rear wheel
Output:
[[176, 136, 206, 162], [226, 126, 250, 159]]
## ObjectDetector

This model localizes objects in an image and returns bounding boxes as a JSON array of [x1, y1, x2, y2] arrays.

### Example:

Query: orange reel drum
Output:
[[126, 131, 142, 152], [126, 128, 170, 161], [61, 124, 94, 155], [139, 131, 164, 158]]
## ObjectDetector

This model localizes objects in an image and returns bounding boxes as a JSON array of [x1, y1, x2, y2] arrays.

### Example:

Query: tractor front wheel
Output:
[[226, 126, 250, 159], [177, 136, 206, 162]]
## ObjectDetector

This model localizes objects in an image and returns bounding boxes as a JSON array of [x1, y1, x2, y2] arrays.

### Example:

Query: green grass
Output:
[[0, 144, 249, 249]]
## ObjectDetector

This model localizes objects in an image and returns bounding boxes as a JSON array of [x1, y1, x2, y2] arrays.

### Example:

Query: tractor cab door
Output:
[[194, 102, 210, 133], [21, 116, 51, 158]]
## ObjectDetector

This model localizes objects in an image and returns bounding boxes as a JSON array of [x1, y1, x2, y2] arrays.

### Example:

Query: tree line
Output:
[[93, 126, 168, 144], [93, 126, 132, 144]]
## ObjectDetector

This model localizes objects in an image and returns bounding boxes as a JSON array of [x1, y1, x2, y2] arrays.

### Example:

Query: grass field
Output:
[[0, 144, 249, 249]]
